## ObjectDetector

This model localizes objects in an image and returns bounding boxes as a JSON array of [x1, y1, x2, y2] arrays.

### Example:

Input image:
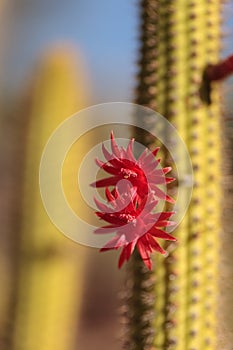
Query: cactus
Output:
[[124, 1, 222, 350], [0, 3, 22, 348], [12, 47, 89, 350]]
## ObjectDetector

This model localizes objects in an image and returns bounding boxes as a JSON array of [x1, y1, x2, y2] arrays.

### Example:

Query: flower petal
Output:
[[100, 234, 126, 251], [94, 197, 114, 212], [103, 164, 121, 175], [151, 185, 175, 203], [149, 227, 176, 241], [163, 166, 172, 174], [147, 235, 166, 254], [102, 143, 113, 162], [153, 211, 175, 221], [118, 242, 135, 268], [105, 187, 115, 202], [110, 131, 121, 157], [126, 138, 136, 161], [165, 177, 176, 184], [96, 212, 126, 225], [155, 220, 176, 227], [94, 225, 117, 234], [152, 147, 160, 157], [91, 176, 119, 188], [136, 239, 152, 270]]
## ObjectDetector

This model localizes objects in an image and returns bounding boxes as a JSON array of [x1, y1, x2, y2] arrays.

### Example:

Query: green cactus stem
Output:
[[124, 1, 222, 350], [12, 47, 89, 350]]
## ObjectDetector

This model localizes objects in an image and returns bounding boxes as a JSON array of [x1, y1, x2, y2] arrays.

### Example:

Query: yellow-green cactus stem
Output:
[[203, 4, 222, 349], [154, 3, 190, 350], [12, 46, 90, 350], [126, 1, 222, 350], [186, 2, 221, 350]]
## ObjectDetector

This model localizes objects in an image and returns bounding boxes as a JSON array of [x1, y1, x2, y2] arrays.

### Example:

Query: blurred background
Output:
[[0, 1, 232, 350]]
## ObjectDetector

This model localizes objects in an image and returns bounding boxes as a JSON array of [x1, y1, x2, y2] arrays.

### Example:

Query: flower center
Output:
[[120, 168, 137, 179], [118, 213, 136, 224]]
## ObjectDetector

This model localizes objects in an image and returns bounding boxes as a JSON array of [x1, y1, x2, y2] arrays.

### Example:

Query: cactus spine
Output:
[[126, 1, 222, 350], [12, 47, 89, 350]]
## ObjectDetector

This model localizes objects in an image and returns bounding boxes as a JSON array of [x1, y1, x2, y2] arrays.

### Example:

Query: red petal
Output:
[[91, 176, 119, 188], [165, 177, 176, 184], [101, 163, 120, 175], [100, 235, 125, 251], [139, 197, 158, 214], [149, 168, 164, 177], [120, 147, 127, 159], [137, 149, 148, 164], [149, 227, 176, 241], [152, 147, 160, 157], [111, 188, 118, 199], [153, 212, 175, 221], [143, 158, 159, 173], [163, 166, 172, 174], [151, 185, 175, 204], [100, 236, 121, 251], [105, 187, 115, 202], [95, 158, 104, 168], [96, 212, 125, 225], [110, 131, 121, 157], [155, 220, 176, 227], [118, 242, 135, 268], [94, 225, 117, 234], [126, 241, 136, 260], [143, 152, 159, 167], [101, 142, 124, 166], [94, 197, 113, 212], [151, 176, 168, 184], [147, 235, 166, 254], [126, 138, 135, 161], [102, 143, 113, 161], [118, 247, 127, 268], [136, 240, 152, 269], [108, 158, 126, 168], [140, 235, 153, 253]]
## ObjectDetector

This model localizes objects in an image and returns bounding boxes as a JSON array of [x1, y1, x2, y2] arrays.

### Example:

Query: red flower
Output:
[[95, 187, 176, 270], [91, 131, 175, 204], [92, 132, 176, 269]]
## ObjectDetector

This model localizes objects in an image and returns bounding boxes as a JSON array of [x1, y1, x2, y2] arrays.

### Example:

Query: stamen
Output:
[[120, 168, 137, 178]]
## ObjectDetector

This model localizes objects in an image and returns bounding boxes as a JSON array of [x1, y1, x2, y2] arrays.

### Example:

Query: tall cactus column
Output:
[[158, 3, 190, 350], [125, 1, 222, 350], [12, 47, 89, 350], [201, 3, 222, 349], [186, 3, 211, 349], [185, 3, 222, 350]]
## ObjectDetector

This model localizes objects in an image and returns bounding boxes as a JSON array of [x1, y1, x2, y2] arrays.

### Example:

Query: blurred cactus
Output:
[[124, 1, 222, 350], [0, 3, 20, 348], [12, 46, 90, 350]]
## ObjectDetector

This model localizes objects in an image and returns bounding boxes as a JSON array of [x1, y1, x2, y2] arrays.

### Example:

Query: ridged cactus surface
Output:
[[125, 1, 222, 350], [12, 47, 89, 350]]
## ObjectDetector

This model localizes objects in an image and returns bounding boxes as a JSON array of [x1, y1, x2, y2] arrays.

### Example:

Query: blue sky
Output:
[[3, 0, 233, 104], [4, 0, 138, 103]]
